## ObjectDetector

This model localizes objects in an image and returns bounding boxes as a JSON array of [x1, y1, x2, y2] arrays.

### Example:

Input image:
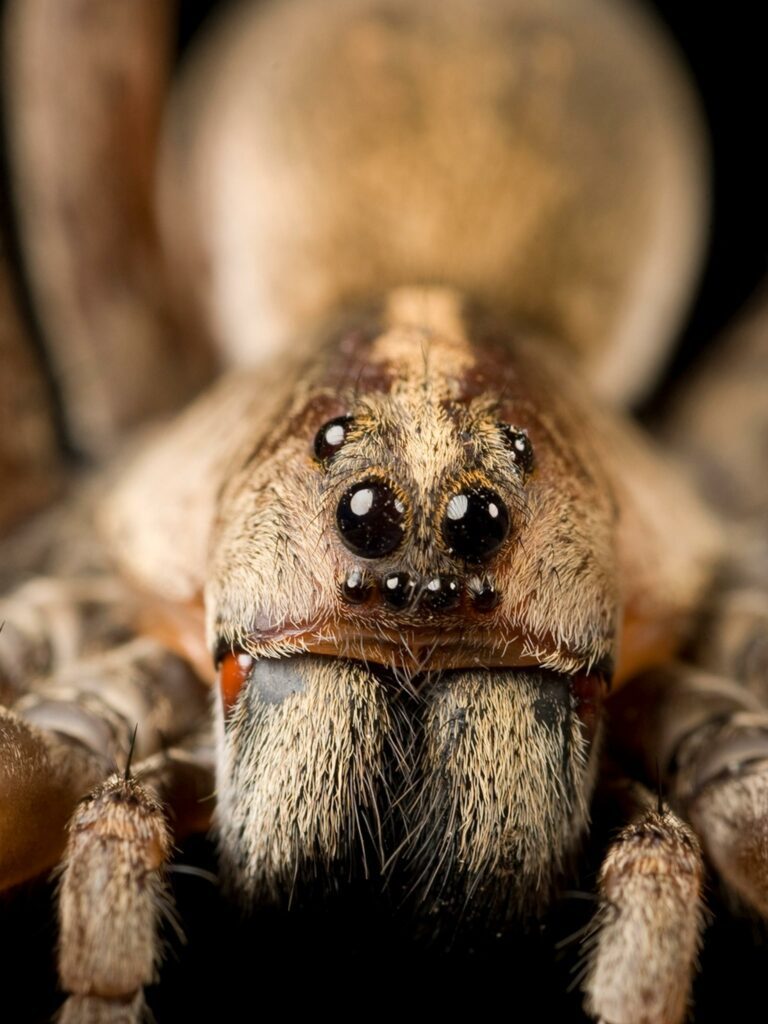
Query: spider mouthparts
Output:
[[215, 639, 609, 730]]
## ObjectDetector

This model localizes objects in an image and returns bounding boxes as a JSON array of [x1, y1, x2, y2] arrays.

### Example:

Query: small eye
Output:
[[499, 424, 535, 475], [382, 571, 415, 608], [443, 487, 509, 562], [421, 575, 461, 612], [340, 568, 373, 604], [336, 478, 406, 558], [314, 416, 354, 462], [468, 576, 500, 612]]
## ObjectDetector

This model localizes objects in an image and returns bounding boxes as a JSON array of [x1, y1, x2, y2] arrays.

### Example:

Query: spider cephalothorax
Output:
[[208, 286, 707, 914], [209, 289, 621, 676]]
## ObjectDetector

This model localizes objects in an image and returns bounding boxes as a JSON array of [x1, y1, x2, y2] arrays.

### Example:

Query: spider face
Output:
[[207, 290, 612, 912], [207, 291, 619, 683]]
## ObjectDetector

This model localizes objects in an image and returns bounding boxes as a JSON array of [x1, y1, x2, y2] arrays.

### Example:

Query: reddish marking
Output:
[[219, 651, 254, 713]]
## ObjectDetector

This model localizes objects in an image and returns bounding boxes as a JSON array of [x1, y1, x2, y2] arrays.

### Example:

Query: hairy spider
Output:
[[0, 1, 766, 1022]]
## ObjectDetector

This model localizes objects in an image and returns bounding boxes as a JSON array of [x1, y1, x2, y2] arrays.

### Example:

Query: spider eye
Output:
[[382, 571, 415, 608], [499, 424, 535, 475], [336, 478, 406, 558], [443, 487, 509, 562], [340, 568, 374, 604], [314, 416, 354, 461]]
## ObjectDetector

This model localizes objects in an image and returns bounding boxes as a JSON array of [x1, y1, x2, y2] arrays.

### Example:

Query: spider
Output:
[[0, 0, 766, 1022]]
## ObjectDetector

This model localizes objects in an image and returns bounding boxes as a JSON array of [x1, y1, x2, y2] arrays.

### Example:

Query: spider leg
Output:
[[663, 286, 768, 528], [0, 704, 105, 890], [3, 0, 214, 456], [1, 621, 213, 1020], [584, 633, 768, 1024], [0, 574, 139, 704], [57, 731, 213, 1024], [57, 771, 171, 1024], [582, 781, 705, 1024], [0, 241, 62, 535], [692, 583, 768, 705], [0, 637, 209, 891], [612, 664, 768, 919]]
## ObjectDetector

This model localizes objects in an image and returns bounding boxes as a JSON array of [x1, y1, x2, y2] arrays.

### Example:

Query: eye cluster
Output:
[[340, 568, 500, 614], [312, 416, 535, 564]]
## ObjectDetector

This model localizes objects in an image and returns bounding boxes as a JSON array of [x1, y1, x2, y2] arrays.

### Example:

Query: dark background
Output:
[[2, 1, 767, 1021], [642, 1, 767, 401]]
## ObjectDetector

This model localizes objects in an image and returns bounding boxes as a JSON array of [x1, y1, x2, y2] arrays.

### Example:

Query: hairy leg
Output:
[[57, 730, 214, 1024], [0, 575, 139, 704], [57, 772, 171, 1024], [582, 781, 705, 1024], [1, 636, 209, 891], [4, 0, 214, 455], [611, 664, 768, 919]]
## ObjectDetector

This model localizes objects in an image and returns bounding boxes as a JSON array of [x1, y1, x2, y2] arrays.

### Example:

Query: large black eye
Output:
[[499, 424, 535, 475], [336, 479, 406, 558], [314, 416, 354, 462], [443, 487, 509, 562]]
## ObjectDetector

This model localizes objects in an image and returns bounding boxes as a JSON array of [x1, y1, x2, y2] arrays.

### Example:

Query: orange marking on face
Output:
[[219, 651, 254, 713]]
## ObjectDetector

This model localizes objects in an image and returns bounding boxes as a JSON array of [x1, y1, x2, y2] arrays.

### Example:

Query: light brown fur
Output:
[[58, 775, 171, 1016], [217, 656, 396, 900], [405, 668, 596, 916], [585, 806, 705, 1024]]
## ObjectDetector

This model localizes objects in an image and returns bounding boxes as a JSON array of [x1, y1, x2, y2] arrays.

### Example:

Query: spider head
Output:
[[208, 288, 619, 692], [207, 288, 617, 909], [206, 287, 717, 912]]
